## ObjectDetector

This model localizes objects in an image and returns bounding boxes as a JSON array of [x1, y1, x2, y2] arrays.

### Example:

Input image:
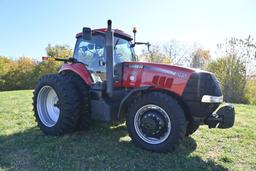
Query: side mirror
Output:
[[83, 27, 92, 40]]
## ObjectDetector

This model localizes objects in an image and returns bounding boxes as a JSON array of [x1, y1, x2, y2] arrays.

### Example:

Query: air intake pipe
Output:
[[106, 20, 114, 97]]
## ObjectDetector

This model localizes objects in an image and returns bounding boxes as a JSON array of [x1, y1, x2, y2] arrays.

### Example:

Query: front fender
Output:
[[117, 86, 154, 119], [59, 63, 93, 85]]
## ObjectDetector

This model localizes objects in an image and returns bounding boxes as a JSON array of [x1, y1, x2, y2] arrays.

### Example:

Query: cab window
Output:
[[74, 35, 105, 73], [114, 38, 135, 64], [74, 35, 135, 73]]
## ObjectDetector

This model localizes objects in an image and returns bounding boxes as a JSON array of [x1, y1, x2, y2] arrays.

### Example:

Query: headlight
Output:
[[201, 95, 223, 103]]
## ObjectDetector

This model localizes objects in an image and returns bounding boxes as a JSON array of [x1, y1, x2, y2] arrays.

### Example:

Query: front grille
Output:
[[182, 72, 222, 118], [183, 72, 222, 101]]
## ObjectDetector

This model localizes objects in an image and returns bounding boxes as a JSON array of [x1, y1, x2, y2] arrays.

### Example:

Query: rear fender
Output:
[[59, 63, 93, 85]]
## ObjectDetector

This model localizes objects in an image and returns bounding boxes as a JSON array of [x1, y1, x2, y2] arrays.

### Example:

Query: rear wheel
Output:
[[33, 74, 80, 135], [36, 85, 60, 127], [126, 92, 187, 152], [60, 72, 91, 130]]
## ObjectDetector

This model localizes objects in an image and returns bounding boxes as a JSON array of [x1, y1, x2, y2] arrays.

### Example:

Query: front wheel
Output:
[[126, 92, 187, 152], [186, 123, 199, 136]]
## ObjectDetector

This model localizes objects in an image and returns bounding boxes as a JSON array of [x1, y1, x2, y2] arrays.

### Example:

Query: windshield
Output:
[[74, 34, 135, 72], [114, 37, 135, 65]]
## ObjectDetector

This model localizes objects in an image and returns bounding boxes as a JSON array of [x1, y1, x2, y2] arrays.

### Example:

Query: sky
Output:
[[0, 0, 256, 60]]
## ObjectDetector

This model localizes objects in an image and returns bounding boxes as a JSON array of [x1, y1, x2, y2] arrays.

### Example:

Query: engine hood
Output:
[[124, 61, 207, 79], [121, 61, 215, 96]]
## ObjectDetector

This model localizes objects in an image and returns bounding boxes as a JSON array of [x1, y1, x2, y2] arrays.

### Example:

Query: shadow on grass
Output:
[[0, 122, 228, 171]]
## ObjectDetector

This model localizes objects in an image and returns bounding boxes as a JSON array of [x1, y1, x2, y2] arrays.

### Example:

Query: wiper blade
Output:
[[114, 38, 120, 49]]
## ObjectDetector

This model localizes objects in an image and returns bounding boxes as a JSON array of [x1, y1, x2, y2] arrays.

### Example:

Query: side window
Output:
[[75, 35, 105, 72], [77, 41, 93, 65]]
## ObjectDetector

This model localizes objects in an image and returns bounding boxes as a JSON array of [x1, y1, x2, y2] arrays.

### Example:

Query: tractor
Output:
[[33, 20, 235, 152]]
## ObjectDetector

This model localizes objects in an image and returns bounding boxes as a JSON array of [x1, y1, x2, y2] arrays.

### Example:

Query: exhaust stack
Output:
[[106, 20, 114, 97]]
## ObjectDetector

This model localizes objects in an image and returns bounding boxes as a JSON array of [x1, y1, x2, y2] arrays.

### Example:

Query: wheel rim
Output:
[[134, 104, 171, 145], [37, 86, 60, 127]]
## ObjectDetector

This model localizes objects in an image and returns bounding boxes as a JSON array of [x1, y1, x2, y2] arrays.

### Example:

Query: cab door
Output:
[[73, 35, 106, 82]]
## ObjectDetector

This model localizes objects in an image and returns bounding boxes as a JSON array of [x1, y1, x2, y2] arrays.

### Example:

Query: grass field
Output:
[[0, 90, 255, 171]]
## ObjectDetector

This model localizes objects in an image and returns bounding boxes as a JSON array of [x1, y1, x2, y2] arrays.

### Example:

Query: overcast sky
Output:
[[0, 0, 255, 59]]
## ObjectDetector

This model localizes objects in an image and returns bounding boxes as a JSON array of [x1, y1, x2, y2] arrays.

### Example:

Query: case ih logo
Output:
[[128, 64, 144, 69]]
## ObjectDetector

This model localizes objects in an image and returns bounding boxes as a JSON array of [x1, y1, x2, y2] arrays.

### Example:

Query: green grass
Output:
[[0, 90, 255, 171]]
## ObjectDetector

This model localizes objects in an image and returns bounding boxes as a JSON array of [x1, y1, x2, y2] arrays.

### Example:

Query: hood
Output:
[[124, 61, 209, 79]]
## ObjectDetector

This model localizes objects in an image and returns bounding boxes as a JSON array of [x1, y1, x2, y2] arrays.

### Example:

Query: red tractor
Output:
[[33, 20, 235, 152]]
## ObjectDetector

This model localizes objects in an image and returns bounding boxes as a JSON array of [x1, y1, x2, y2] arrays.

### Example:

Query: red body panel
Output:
[[59, 63, 93, 85], [59, 62, 196, 96], [121, 62, 196, 96]]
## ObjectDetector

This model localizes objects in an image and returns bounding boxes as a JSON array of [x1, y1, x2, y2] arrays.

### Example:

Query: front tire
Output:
[[126, 92, 187, 152], [186, 123, 199, 136], [33, 74, 81, 135]]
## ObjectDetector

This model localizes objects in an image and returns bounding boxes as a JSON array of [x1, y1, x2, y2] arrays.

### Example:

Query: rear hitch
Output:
[[206, 104, 235, 129]]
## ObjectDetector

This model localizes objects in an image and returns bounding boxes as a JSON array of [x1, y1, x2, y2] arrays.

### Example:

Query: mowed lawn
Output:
[[0, 90, 255, 171]]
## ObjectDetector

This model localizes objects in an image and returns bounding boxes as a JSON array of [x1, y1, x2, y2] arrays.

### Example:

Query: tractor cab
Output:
[[74, 28, 136, 82]]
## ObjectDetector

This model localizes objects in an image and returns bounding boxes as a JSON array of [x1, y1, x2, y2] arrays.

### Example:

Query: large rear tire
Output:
[[33, 74, 81, 135], [60, 72, 91, 130], [126, 92, 187, 152]]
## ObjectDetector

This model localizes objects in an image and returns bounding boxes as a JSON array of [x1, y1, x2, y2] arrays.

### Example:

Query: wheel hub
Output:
[[140, 111, 167, 138], [37, 86, 60, 127], [134, 104, 171, 145]]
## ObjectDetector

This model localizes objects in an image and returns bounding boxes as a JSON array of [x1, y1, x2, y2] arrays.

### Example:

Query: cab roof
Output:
[[76, 28, 133, 41]]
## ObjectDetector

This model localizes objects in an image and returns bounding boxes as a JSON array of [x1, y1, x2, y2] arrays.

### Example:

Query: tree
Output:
[[140, 44, 171, 64], [36, 44, 74, 77], [190, 48, 210, 69], [0, 56, 12, 74], [0, 44, 74, 91], [244, 79, 256, 105], [34, 61, 61, 78], [0, 56, 13, 87], [207, 56, 246, 103], [216, 36, 256, 76], [163, 40, 192, 66], [3, 57, 37, 90], [46, 44, 73, 58], [207, 36, 256, 103]]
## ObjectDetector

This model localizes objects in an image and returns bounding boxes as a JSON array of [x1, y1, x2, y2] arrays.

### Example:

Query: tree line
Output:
[[0, 44, 72, 91], [0, 37, 255, 104]]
